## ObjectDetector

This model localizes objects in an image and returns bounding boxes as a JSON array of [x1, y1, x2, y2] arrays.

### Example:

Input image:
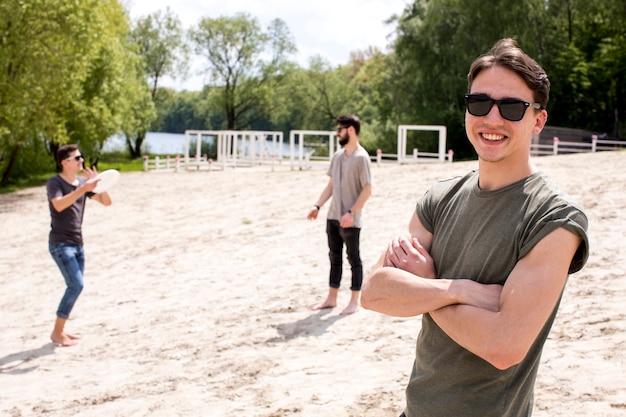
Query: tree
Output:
[[65, 2, 156, 167], [0, 0, 146, 185], [189, 13, 296, 129], [128, 7, 188, 157]]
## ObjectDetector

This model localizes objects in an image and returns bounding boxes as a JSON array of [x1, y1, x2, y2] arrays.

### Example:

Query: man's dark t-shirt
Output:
[[47, 175, 93, 245]]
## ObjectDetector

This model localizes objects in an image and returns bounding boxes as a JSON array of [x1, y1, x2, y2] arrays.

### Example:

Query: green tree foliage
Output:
[[388, 0, 555, 159], [276, 56, 357, 130], [0, 0, 98, 183], [128, 7, 188, 157], [65, 2, 154, 166], [189, 13, 296, 129], [386, 0, 625, 158], [544, 0, 626, 136], [0, 0, 153, 185], [347, 48, 400, 153], [158, 89, 211, 132]]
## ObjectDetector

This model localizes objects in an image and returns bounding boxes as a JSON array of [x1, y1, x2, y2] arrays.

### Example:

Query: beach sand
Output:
[[0, 150, 624, 416]]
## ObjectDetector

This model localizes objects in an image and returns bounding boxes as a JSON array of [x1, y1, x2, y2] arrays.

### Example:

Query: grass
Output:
[[96, 151, 145, 172]]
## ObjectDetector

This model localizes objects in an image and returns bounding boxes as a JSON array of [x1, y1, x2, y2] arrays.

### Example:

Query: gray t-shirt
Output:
[[405, 170, 589, 417], [47, 175, 93, 245], [326, 145, 372, 228]]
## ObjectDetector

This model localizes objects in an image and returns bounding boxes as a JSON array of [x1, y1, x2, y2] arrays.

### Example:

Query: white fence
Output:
[[143, 154, 221, 172], [182, 130, 284, 170], [531, 135, 626, 156], [142, 130, 623, 172]]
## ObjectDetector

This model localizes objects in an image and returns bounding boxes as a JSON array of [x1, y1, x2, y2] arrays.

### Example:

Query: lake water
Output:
[[104, 132, 190, 155], [104, 132, 306, 157]]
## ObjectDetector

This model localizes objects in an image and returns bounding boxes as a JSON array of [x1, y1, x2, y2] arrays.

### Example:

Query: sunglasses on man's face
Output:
[[465, 94, 542, 122], [66, 155, 84, 161]]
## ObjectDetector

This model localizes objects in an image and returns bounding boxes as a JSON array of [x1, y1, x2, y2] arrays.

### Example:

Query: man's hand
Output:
[[81, 166, 100, 192], [385, 234, 436, 279], [307, 206, 319, 220], [339, 211, 354, 228]]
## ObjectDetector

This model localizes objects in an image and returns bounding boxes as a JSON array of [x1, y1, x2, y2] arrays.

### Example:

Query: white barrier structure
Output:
[[397, 125, 448, 163], [184, 130, 221, 170], [184, 130, 284, 170], [143, 155, 181, 171], [530, 134, 626, 156], [289, 130, 338, 170]]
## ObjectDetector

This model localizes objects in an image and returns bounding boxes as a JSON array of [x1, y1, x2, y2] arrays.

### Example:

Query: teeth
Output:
[[482, 133, 505, 141]]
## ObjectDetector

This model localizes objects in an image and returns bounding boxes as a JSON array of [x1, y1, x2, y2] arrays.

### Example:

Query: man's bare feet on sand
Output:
[[51, 332, 80, 347], [313, 288, 339, 311], [340, 303, 359, 315], [312, 300, 336, 310]]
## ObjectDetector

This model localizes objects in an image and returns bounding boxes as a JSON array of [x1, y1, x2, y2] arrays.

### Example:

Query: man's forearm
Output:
[[363, 259, 502, 318], [362, 266, 464, 317]]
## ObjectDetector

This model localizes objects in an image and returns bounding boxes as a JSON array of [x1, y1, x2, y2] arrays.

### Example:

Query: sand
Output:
[[0, 151, 624, 416]]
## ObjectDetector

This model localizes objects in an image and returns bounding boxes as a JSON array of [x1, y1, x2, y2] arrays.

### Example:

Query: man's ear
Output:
[[533, 109, 548, 135]]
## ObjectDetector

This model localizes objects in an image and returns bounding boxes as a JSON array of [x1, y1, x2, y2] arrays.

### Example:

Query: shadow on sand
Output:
[[266, 309, 346, 343], [0, 343, 57, 375]]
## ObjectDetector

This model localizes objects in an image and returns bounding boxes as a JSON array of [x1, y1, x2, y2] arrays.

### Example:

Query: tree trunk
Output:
[[127, 131, 146, 159], [1, 145, 20, 187]]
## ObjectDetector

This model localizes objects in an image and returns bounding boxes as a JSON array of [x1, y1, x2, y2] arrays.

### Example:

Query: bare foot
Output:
[[51, 332, 78, 347], [66, 333, 81, 340], [312, 300, 336, 311], [340, 303, 359, 315]]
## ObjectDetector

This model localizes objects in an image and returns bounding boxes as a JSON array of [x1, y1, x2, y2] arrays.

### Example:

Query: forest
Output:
[[1, 0, 624, 186]]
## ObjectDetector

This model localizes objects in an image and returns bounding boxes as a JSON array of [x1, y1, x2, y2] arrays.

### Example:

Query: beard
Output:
[[339, 134, 349, 146]]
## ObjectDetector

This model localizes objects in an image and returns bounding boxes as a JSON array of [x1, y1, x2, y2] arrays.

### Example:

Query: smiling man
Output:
[[361, 39, 589, 416], [47, 144, 112, 346]]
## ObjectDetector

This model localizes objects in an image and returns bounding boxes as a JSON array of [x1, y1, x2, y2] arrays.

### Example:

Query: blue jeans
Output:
[[49, 243, 85, 319], [326, 219, 363, 291]]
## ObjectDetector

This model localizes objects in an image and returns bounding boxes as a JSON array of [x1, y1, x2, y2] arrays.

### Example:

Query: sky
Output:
[[125, 0, 409, 91]]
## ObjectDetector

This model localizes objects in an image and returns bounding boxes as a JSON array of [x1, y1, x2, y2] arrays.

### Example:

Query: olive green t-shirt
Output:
[[405, 170, 589, 417]]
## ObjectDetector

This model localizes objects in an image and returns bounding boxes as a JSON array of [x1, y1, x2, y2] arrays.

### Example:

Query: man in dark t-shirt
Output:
[[47, 144, 112, 346], [361, 39, 589, 416]]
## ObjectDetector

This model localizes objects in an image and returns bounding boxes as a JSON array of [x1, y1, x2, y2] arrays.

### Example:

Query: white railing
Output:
[[531, 135, 626, 156], [370, 148, 454, 164], [143, 154, 220, 172]]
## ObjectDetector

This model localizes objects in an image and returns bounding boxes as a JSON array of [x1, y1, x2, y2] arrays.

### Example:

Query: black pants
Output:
[[326, 219, 363, 291]]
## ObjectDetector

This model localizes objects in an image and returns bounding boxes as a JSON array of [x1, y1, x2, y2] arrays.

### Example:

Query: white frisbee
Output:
[[92, 169, 120, 193]]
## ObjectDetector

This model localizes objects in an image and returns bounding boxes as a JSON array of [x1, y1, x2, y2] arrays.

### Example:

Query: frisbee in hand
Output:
[[92, 169, 120, 193]]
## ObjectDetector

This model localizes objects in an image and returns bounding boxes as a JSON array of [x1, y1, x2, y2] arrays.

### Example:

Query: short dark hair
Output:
[[467, 38, 550, 109], [336, 114, 361, 135], [56, 144, 79, 166]]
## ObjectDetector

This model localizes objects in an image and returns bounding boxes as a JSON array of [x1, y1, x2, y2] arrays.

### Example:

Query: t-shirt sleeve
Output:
[[47, 177, 63, 201], [416, 188, 435, 234], [359, 153, 372, 187], [520, 203, 589, 274], [415, 177, 461, 234]]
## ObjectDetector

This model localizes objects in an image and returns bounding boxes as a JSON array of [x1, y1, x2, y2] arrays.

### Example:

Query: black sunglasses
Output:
[[465, 94, 541, 122], [336, 126, 349, 132], [66, 155, 84, 161]]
